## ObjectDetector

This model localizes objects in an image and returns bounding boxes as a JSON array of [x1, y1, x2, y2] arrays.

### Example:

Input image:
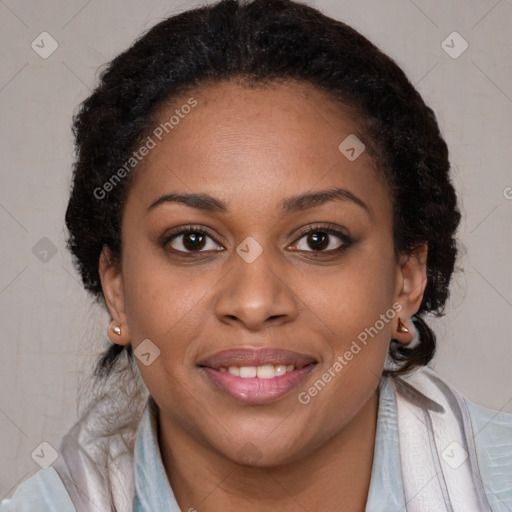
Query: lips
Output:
[[198, 347, 316, 370], [197, 348, 318, 404]]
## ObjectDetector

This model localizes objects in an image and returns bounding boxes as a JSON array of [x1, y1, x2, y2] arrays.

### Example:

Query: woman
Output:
[[2, 0, 511, 510]]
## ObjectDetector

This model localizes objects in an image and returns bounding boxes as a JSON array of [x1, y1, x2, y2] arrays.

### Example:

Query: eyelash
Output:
[[161, 223, 354, 257]]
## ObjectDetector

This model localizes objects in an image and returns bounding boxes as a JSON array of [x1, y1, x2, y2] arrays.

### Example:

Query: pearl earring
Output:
[[113, 325, 122, 336], [397, 317, 409, 333]]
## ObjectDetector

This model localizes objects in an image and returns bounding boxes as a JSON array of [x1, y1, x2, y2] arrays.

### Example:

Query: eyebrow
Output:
[[146, 186, 371, 216]]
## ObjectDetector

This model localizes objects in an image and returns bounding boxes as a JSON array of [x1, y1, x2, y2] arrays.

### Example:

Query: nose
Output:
[[213, 245, 299, 331]]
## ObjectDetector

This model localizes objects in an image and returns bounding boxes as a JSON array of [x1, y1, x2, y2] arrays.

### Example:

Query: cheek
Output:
[[294, 255, 396, 435], [319, 245, 397, 339], [121, 245, 214, 349], [121, 253, 214, 404], [305, 244, 398, 407]]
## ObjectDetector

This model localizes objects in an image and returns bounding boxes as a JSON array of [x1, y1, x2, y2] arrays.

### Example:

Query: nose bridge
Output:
[[214, 237, 297, 328]]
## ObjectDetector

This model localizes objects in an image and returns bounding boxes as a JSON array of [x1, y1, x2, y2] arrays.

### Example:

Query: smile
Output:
[[198, 347, 317, 404], [220, 364, 296, 378]]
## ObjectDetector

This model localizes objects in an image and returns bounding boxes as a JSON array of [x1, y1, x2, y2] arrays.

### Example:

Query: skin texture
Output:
[[99, 79, 427, 512]]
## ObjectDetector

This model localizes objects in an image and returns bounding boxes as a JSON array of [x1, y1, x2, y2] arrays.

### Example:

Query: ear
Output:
[[98, 245, 130, 346], [393, 243, 428, 345]]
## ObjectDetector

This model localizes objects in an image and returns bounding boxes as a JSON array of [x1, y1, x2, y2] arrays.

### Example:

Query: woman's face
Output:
[[100, 80, 425, 465]]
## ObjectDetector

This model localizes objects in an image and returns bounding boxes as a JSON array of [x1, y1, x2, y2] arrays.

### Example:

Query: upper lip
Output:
[[198, 348, 317, 370]]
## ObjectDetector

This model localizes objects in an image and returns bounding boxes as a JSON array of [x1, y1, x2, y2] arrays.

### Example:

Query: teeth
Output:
[[228, 366, 240, 376], [274, 365, 287, 376], [239, 366, 257, 378], [223, 364, 296, 378], [257, 365, 276, 379]]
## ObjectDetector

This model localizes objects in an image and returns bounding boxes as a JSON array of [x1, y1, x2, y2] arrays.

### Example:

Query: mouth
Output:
[[197, 348, 318, 404]]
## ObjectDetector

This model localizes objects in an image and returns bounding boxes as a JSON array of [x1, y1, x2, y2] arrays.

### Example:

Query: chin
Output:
[[232, 445, 297, 467], [216, 433, 311, 468]]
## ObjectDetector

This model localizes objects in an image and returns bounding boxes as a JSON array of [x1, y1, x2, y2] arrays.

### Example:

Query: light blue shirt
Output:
[[2, 375, 511, 511]]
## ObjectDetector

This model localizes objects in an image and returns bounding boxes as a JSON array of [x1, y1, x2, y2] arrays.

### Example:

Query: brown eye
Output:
[[180, 232, 207, 251], [305, 231, 329, 251], [292, 225, 353, 253], [163, 227, 223, 254]]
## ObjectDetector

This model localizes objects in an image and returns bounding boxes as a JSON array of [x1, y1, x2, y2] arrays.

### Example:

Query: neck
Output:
[[158, 388, 379, 512]]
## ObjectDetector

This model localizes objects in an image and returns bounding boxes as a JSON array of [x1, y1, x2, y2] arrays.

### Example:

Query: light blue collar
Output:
[[133, 376, 404, 511], [364, 375, 406, 511], [133, 397, 181, 511]]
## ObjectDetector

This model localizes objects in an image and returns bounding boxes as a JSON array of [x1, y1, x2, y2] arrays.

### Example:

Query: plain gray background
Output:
[[1, 0, 511, 500]]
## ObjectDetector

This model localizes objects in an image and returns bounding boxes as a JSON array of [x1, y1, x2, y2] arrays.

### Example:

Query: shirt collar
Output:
[[133, 396, 181, 511], [364, 375, 406, 511], [133, 376, 405, 511]]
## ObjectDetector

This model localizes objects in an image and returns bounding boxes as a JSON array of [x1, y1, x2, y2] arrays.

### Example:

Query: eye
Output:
[[291, 224, 353, 253], [161, 223, 353, 257], [162, 226, 223, 254]]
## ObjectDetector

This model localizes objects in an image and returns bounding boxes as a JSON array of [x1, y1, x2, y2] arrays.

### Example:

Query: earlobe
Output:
[[98, 245, 130, 345], [394, 316, 414, 345], [107, 319, 131, 346], [397, 317, 409, 333]]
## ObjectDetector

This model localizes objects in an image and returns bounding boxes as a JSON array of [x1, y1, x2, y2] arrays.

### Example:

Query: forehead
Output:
[[125, 79, 390, 219]]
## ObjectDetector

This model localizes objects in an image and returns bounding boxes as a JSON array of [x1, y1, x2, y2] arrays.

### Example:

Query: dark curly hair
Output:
[[65, 0, 461, 379]]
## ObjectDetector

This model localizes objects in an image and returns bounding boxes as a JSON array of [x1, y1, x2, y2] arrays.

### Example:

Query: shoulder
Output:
[[464, 397, 512, 509], [394, 366, 512, 509], [465, 396, 512, 439], [0, 467, 76, 512]]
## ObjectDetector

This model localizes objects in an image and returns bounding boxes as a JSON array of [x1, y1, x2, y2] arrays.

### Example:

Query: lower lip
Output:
[[200, 364, 316, 404]]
